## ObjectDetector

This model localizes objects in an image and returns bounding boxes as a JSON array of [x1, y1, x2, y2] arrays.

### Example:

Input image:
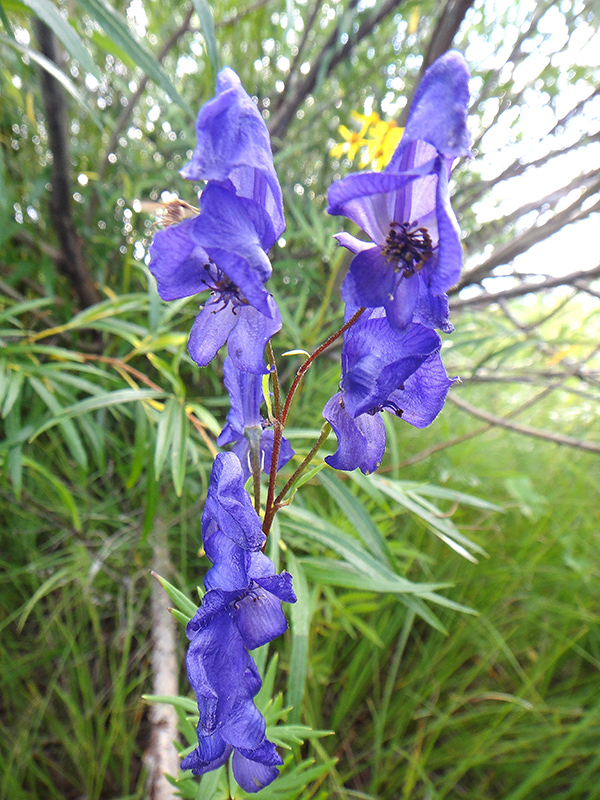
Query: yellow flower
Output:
[[330, 111, 379, 161], [330, 110, 403, 170]]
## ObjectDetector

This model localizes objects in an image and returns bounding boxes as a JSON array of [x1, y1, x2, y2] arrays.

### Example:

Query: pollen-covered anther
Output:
[[382, 221, 434, 277]]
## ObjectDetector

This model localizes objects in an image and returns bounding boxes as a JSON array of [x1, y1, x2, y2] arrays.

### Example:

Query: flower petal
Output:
[[342, 246, 397, 309], [149, 217, 210, 301], [387, 352, 457, 428], [232, 740, 283, 793], [202, 453, 265, 553], [191, 183, 276, 314], [323, 393, 386, 474], [387, 50, 471, 165], [180, 67, 285, 237], [188, 298, 238, 368], [236, 587, 289, 650], [181, 737, 232, 776], [227, 296, 282, 374], [340, 314, 441, 417]]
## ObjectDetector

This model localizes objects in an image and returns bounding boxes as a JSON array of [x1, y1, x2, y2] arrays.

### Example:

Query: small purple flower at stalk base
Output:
[[327, 51, 471, 334], [182, 454, 296, 792], [218, 356, 294, 481], [149, 68, 285, 373], [323, 308, 457, 474]]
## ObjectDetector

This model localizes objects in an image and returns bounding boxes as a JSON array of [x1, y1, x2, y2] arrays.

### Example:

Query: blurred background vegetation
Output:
[[1, 0, 600, 797]]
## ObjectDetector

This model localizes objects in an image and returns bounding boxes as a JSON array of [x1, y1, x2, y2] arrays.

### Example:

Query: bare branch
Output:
[[33, 20, 101, 308], [448, 393, 600, 454], [144, 528, 180, 800], [455, 185, 600, 291], [422, 0, 475, 71], [268, 0, 404, 143], [450, 265, 600, 308]]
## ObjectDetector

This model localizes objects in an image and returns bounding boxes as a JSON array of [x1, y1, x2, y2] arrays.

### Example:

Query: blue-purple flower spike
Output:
[[149, 68, 285, 373], [183, 454, 296, 792]]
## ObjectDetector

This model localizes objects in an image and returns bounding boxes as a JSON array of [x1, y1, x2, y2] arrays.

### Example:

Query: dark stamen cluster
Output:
[[368, 399, 404, 417], [203, 262, 248, 312], [382, 221, 434, 279]]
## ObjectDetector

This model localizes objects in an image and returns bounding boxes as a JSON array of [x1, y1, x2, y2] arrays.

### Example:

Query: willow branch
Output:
[[33, 20, 100, 308], [448, 394, 600, 454]]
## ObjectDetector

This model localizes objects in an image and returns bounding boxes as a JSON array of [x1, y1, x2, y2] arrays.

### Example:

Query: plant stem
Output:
[[281, 306, 365, 426], [262, 307, 365, 537], [273, 423, 331, 508]]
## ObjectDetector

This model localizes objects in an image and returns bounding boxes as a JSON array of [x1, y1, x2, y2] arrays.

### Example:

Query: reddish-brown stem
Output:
[[281, 307, 365, 426], [262, 307, 365, 537], [273, 423, 331, 508]]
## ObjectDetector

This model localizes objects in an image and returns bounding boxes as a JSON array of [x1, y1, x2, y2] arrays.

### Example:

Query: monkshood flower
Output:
[[218, 357, 294, 481], [149, 68, 285, 373], [182, 453, 296, 791], [327, 51, 471, 333], [323, 308, 456, 473]]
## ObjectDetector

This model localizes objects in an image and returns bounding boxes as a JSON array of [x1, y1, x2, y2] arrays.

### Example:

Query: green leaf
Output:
[[29, 388, 164, 440], [74, 0, 191, 115], [318, 469, 393, 565], [22, 456, 82, 531], [20, 0, 101, 78], [190, 0, 219, 81], [171, 400, 189, 497], [142, 694, 198, 714], [151, 572, 198, 619], [286, 552, 310, 724], [0, 33, 102, 127], [29, 377, 88, 468], [154, 397, 178, 478]]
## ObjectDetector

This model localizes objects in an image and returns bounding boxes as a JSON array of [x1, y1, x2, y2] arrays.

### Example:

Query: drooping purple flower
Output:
[[180, 67, 285, 239], [149, 68, 285, 373], [327, 51, 471, 334], [217, 357, 294, 480], [182, 453, 296, 791], [323, 310, 456, 474]]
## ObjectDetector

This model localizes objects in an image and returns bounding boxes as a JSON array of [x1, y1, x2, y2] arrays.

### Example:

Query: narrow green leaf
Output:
[[286, 552, 310, 724], [142, 694, 198, 714], [20, 0, 101, 78], [318, 469, 393, 565], [190, 0, 219, 81], [29, 377, 88, 468], [171, 400, 189, 497], [74, 0, 191, 114], [22, 456, 82, 531], [127, 401, 148, 488], [0, 33, 102, 127], [30, 388, 164, 440], [151, 571, 198, 619], [1, 371, 23, 418], [154, 397, 177, 478], [0, 0, 15, 38]]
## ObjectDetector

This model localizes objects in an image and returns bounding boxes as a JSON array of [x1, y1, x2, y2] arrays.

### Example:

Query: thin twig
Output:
[[448, 394, 600, 454]]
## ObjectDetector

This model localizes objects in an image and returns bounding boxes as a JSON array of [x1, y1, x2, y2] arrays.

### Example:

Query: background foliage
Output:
[[1, 0, 599, 797]]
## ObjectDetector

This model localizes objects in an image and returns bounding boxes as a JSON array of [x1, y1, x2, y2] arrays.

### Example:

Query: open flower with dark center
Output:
[[327, 51, 471, 334], [149, 67, 285, 373], [150, 183, 282, 373], [182, 454, 296, 791], [323, 308, 456, 474], [217, 357, 294, 481]]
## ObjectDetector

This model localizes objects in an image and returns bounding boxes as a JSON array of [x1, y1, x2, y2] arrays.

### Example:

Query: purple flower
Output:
[[149, 68, 285, 374], [327, 51, 471, 334], [218, 357, 294, 481], [323, 310, 456, 474], [182, 453, 296, 791]]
